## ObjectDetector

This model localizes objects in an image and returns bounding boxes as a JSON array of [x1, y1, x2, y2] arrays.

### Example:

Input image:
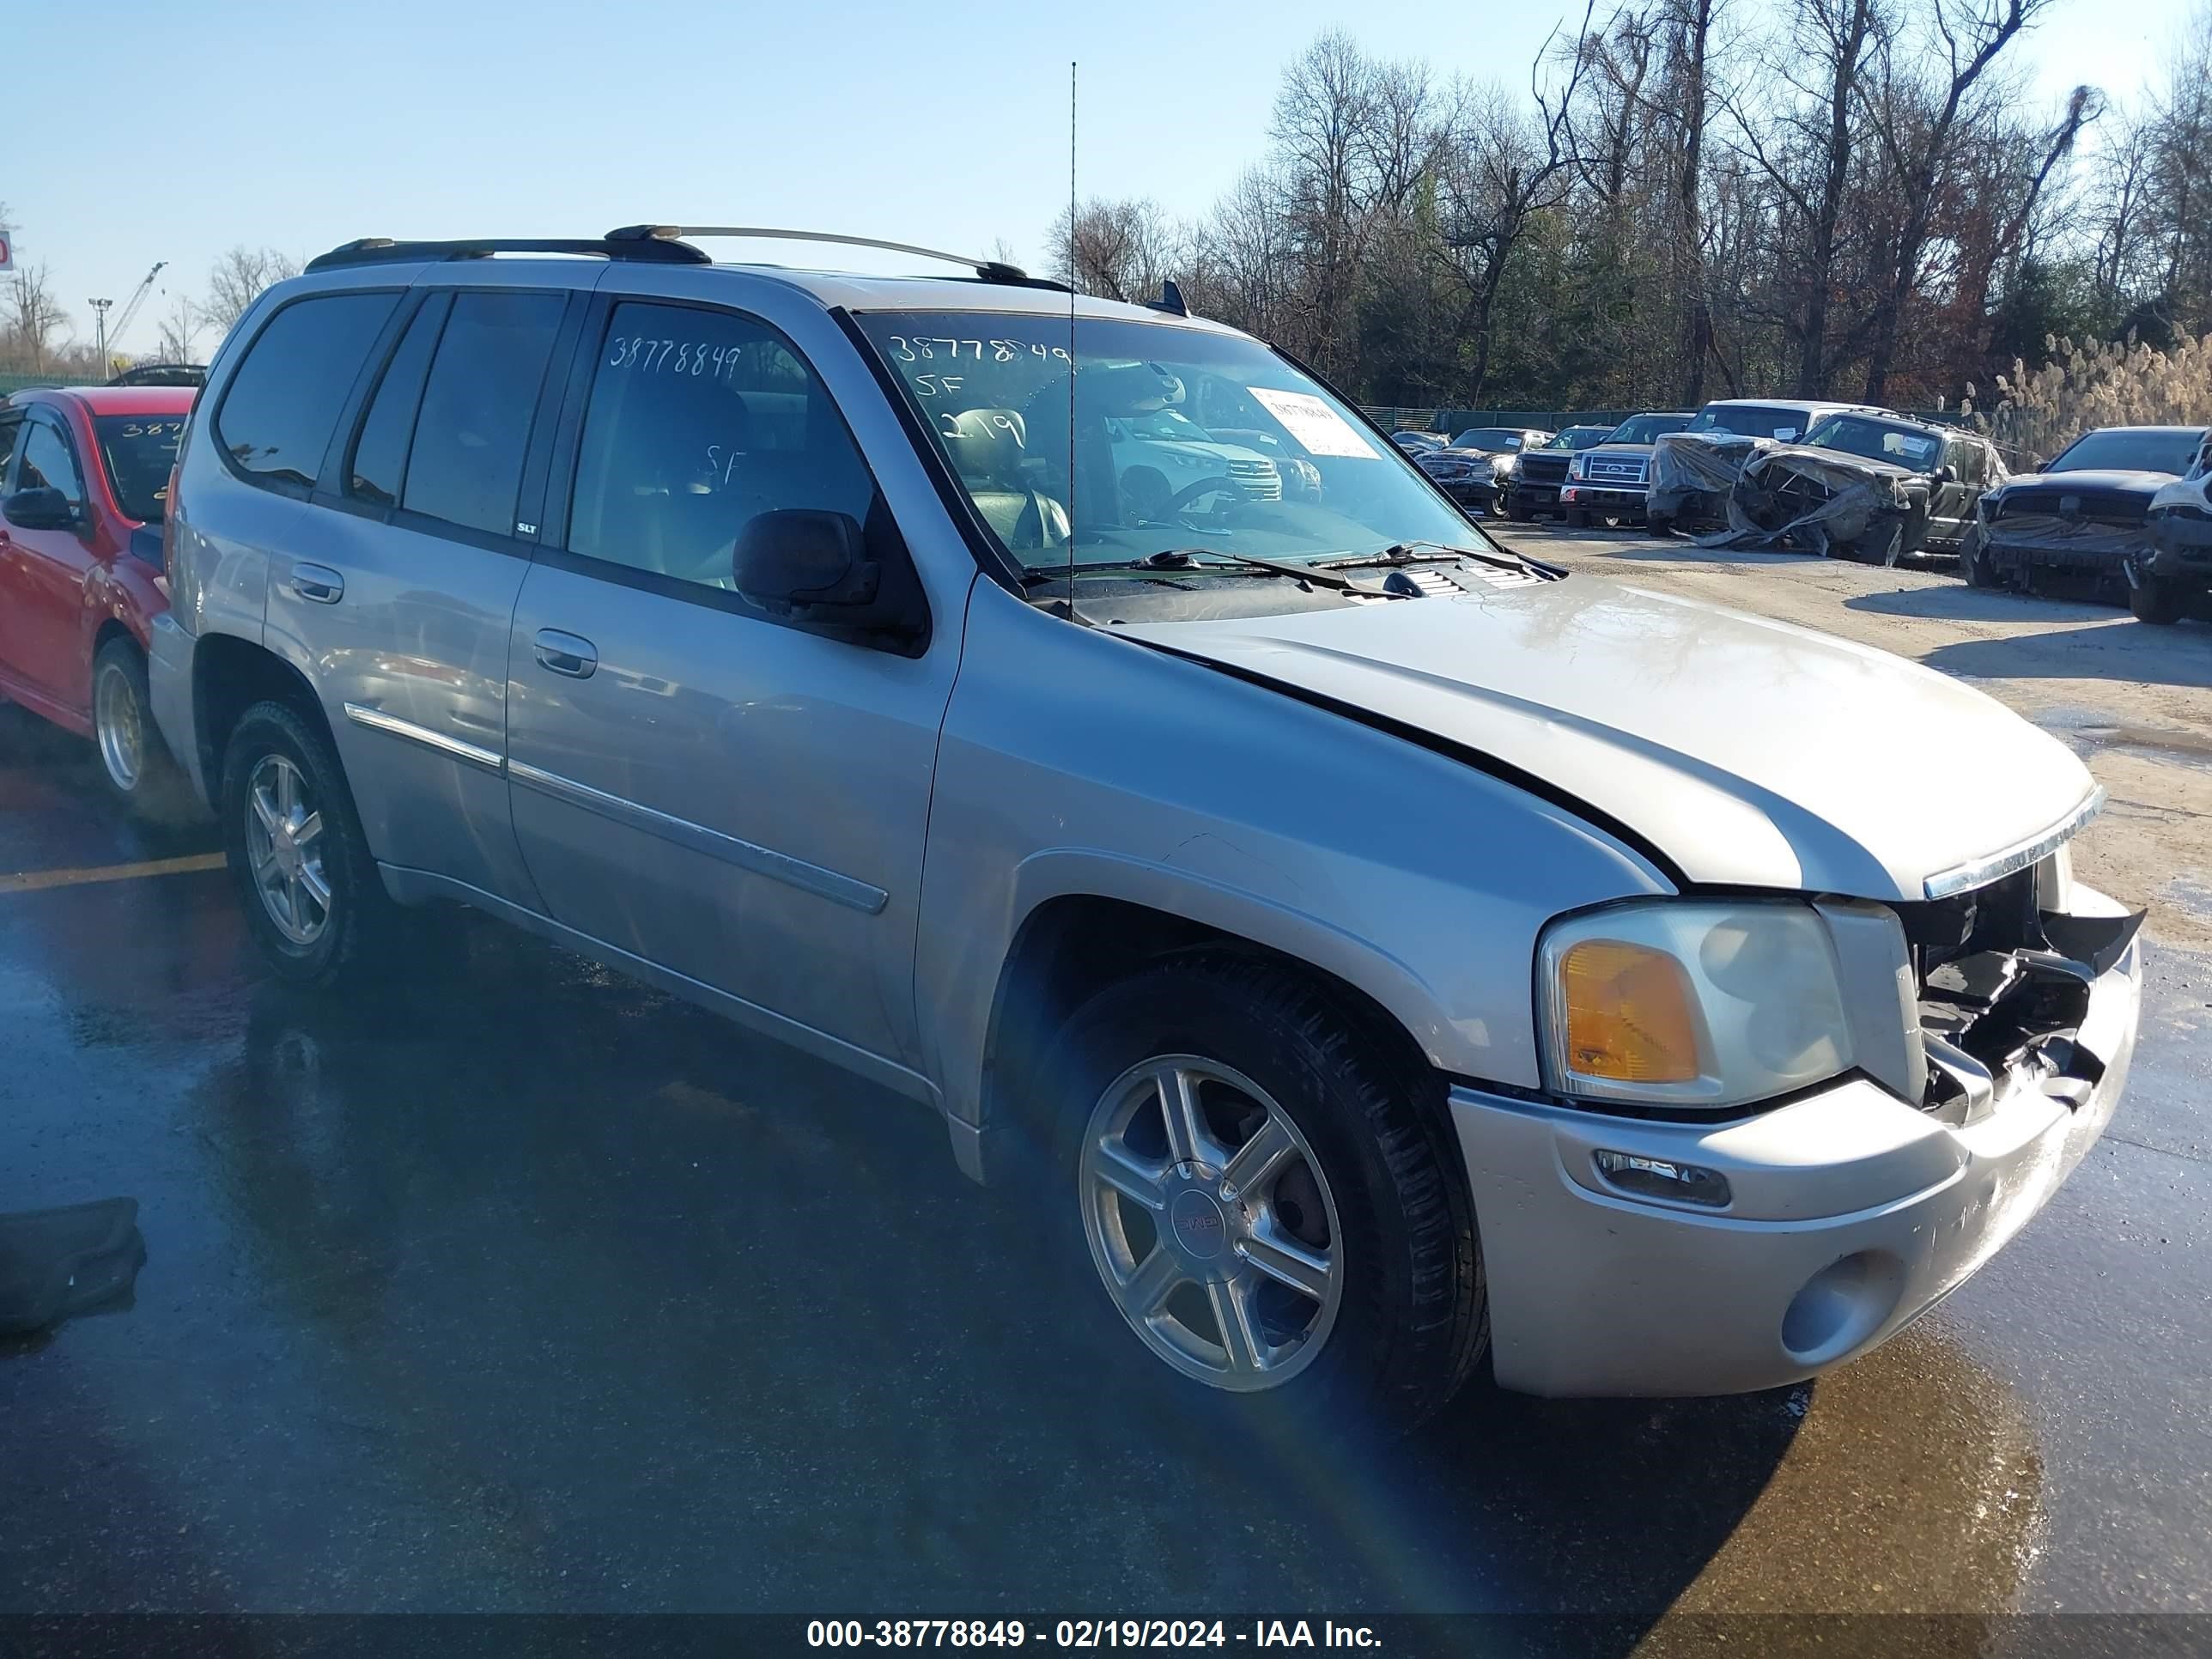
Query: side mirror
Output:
[[2, 487, 80, 532], [731, 507, 926, 646], [1935, 465, 1957, 484]]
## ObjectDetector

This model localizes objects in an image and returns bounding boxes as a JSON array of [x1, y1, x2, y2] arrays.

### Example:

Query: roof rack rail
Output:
[[604, 225, 1069, 291], [304, 235, 713, 274]]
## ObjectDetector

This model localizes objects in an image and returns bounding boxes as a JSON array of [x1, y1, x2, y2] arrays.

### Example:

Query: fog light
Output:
[[1592, 1150, 1731, 1209]]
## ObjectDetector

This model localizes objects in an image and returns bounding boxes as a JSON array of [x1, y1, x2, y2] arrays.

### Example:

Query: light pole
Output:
[[88, 297, 113, 373]]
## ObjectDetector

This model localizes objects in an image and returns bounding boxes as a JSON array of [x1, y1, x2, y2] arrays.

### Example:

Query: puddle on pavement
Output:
[[1650, 1323, 2045, 1622], [2034, 706, 2212, 772]]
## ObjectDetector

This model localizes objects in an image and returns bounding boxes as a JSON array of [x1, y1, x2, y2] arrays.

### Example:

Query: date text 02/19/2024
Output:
[[804, 1621, 1382, 1649]]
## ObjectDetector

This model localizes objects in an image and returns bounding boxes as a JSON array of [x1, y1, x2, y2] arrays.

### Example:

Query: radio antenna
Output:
[[1066, 59, 1082, 620]]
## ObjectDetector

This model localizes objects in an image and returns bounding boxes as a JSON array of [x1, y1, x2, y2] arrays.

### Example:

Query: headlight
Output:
[[1567, 453, 1589, 480], [1537, 900, 1855, 1109], [1492, 454, 1518, 478]]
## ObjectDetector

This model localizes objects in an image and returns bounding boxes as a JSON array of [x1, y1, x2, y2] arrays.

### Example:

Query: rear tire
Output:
[[220, 699, 404, 992], [2130, 573, 2185, 624], [1646, 510, 1676, 538], [91, 638, 188, 817], [1041, 952, 1487, 1434]]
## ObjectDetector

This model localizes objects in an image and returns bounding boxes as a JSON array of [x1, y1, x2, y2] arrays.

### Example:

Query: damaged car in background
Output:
[[1701, 412, 2005, 565], [1965, 423, 2209, 598], [1645, 399, 1889, 536], [2126, 430, 2212, 623]]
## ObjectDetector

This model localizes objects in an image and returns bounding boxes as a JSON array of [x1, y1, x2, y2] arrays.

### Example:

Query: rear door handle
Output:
[[289, 563, 345, 604], [533, 629, 598, 678]]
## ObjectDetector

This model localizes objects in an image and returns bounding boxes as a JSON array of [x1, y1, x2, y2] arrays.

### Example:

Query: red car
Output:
[[0, 385, 195, 808]]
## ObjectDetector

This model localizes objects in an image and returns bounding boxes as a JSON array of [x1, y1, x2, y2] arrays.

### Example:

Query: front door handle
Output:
[[533, 629, 598, 678], [289, 563, 345, 604]]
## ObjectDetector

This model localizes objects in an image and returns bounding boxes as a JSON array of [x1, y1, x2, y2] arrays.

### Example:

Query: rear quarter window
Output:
[[214, 292, 401, 488]]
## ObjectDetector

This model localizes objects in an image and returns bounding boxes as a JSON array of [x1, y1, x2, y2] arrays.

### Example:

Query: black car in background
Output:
[[1391, 429, 1446, 456], [1966, 425, 2210, 596], [1501, 425, 1617, 522], [1414, 426, 1550, 510], [1555, 411, 1693, 527]]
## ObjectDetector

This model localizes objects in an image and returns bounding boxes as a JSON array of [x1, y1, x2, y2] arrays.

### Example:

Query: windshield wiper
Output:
[[1063, 549, 1401, 593], [1317, 540, 1553, 580]]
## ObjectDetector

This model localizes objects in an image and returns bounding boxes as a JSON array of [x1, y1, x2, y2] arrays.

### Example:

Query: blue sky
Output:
[[8, 0, 2198, 356]]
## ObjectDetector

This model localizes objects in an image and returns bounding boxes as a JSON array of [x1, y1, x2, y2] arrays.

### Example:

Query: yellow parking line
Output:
[[0, 852, 228, 896]]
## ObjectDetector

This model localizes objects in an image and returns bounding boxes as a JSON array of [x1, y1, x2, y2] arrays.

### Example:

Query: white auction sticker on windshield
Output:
[[1246, 386, 1381, 459]]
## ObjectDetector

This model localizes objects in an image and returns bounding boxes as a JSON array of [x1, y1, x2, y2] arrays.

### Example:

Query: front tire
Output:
[[2130, 571, 2185, 624], [220, 700, 402, 990], [1045, 953, 1486, 1431], [1564, 508, 1593, 531], [1960, 523, 2000, 588], [91, 638, 186, 815]]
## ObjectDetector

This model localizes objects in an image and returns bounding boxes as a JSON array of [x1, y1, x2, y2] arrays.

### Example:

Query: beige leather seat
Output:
[[949, 407, 1067, 549]]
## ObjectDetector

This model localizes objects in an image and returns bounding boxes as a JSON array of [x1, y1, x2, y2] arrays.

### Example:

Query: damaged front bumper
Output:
[[1983, 512, 2148, 583], [2145, 505, 2212, 584], [1449, 880, 2142, 1399]]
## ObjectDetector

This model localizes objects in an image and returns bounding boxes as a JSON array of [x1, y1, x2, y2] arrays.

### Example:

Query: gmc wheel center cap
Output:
[[1166, 1171, 1233, 1267]]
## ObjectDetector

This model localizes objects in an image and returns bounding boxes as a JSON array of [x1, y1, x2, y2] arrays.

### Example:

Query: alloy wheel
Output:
[[1079, 1055, 1344, 1390], [94, 664, 145, 793], [244, 754, 332, 945]]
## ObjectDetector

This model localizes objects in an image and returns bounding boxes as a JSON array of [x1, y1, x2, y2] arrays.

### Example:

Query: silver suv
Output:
[[150, 228, 2142, 1425]]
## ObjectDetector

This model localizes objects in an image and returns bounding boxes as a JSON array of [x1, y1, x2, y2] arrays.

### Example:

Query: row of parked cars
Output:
[[0, 233, 2144, 1432], [1392, 402, 2212, 623]]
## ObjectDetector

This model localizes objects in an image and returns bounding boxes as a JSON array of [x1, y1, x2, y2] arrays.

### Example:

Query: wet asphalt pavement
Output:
[[3, 614, 2209, 1643]]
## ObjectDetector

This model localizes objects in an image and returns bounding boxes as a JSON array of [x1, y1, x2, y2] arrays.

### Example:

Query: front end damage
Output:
[[1698, 444, 1917, 562], [1979, 489, 2152, 597], [1647, 432, 1766, 531], [1896, 853, 2143, 1127], [2139, 476, 2212, 601]]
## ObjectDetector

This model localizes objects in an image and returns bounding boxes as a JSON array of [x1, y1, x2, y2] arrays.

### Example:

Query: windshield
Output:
[[2046, 428, 2206, 476], [93, 415, 186, 523], [1802, 415, 1942, 471], [857, 312, 1484, 569], [1606, 413, 1691, 445], [1686, 404, 1810, 441], [1449, 428, 1528, 452], [1546, 428, 1612, 451]]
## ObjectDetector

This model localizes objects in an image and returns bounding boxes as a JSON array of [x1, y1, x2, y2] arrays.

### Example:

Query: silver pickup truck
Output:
[[149, 228, 2142, 1428]]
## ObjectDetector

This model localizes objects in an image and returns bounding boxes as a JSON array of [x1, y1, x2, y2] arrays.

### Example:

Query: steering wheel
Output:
[[1170, 477, 1247, 515]]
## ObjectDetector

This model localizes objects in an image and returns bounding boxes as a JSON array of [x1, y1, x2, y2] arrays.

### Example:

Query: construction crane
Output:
[[103, 261, 167, 365]]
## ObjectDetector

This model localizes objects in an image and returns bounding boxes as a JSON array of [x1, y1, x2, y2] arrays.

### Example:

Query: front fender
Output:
[[914, 581, 1673, 1134]]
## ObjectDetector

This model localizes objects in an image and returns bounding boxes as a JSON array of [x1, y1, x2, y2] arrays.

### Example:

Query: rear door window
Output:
[[0, 414, 21, 487], [400, 291, 566, 537], [215, 292, 400, 487]]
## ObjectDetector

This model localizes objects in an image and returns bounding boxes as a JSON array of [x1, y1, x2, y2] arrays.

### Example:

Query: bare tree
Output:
[[155, 293, 206, 366], [1860, 0, 2057, 401], [203, 246, 302, 334], [1431, 8, 1600, 401], [1050, 198, 1184, 303], [3, 264, 72, 373]]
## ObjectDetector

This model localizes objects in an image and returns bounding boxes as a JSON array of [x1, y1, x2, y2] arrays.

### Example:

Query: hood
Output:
[[1125, 435, 1269, 468], [1996, 468, 2178, 497], [2151, 474, 2212, 512], [1120, 575, 2095, 902]]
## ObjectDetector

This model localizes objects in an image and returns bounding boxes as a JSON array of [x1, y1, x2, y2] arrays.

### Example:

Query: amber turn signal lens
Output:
[[1559, 939, 1704, 1085]]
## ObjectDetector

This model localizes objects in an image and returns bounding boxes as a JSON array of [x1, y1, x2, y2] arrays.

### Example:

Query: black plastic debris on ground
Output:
[[0, 1197, 146, 1336]]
